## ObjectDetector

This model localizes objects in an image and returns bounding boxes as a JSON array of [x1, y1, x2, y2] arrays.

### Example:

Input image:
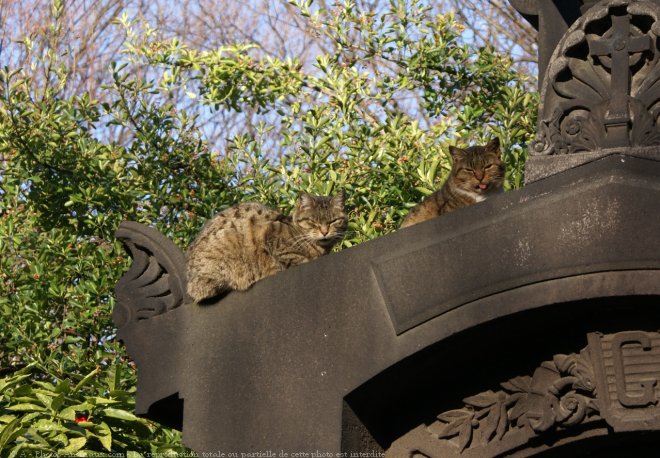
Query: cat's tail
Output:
[[113, 221, 188, 330]]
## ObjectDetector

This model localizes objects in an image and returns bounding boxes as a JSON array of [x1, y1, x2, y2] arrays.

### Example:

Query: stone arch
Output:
[[341, 294, 660, 457]]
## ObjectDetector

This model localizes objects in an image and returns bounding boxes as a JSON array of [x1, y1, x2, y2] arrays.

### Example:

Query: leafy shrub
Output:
[[0, 0, 537, 455]]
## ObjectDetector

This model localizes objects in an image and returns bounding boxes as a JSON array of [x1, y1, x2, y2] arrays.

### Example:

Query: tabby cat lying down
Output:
[[186, 193, 347, 303]]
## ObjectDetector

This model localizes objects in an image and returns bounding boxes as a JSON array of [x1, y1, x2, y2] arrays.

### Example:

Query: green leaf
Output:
[[7, 445, 26, 458], [0, 418, 23, 448], [33, 418, 67, 433], [35, 392, 52, 408], [33, 381, 56, 391], [51, 393, 65, 412], [91, 422, 113, 451], [24, 427, 49, 446], [6, 404, 47, 413], [54, 379, 71, 394], [98, 431, 113, 451], [105, 365, 120, 393], [0, 375, 31, 394], [92, 396, 120, 405], [413, 186, 434, 196], [102, 407, 138, 422], [73, 368, 99, 393], [59, 436, 87, 454]]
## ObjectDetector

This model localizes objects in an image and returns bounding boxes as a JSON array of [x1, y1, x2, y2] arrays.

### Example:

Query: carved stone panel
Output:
[[386, 331, 660, 457], [524, 0, 660, 182], [589, 331, 660, 431], [533, 0, 660, 156]]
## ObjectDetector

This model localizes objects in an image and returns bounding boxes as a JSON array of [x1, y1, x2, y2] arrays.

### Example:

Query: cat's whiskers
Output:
[[291, 230, 345, 251], [290, 232, 318, 250]]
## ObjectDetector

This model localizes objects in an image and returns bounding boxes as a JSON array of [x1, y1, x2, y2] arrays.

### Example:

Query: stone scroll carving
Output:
[[532, 0, 660, 156], [387, 331, 660, 457], [113, 221, 187, 329]]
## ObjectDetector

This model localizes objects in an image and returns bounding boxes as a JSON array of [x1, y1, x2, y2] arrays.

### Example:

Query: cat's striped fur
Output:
[[186, 193, 347, 303], [400, 138, 504, 229]]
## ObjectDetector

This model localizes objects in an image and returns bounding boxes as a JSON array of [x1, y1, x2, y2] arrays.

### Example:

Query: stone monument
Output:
[[114, 1, 660, 456]]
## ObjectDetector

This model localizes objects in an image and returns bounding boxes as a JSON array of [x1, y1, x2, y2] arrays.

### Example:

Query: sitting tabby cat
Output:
[[186, 193, 347, 303], [400, 138, 504, 229]]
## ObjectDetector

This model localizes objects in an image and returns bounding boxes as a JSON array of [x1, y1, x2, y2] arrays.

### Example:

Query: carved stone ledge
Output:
[[387, 331, 660, 457]]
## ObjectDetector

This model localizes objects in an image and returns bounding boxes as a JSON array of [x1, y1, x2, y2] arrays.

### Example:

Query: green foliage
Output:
[[0, 60, 202, 454], [0, 364, 183, 457], [126, 0, 537, 239], [0, 0, 538, 455]]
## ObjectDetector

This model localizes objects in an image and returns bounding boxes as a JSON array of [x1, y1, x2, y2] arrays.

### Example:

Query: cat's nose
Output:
[[320, 225, 329, 236], [475, 171, 484, 181]]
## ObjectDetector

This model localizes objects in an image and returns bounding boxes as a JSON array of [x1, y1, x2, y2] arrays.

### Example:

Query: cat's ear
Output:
[[331, 192, 345, 209], [449, 145, 467, 160], [296, 193, 315, 210], [485, 137, 501, 156]]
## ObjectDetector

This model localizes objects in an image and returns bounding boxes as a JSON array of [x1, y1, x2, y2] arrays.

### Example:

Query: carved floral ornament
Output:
[[386, 331, 660, 457], [532, 0, 660, 156], [113, 221, 187, 329]]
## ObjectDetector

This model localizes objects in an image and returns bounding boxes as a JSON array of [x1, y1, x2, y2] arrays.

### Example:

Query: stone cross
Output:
[[524, 0, 660, 180], [589, 13, 651, 146]]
